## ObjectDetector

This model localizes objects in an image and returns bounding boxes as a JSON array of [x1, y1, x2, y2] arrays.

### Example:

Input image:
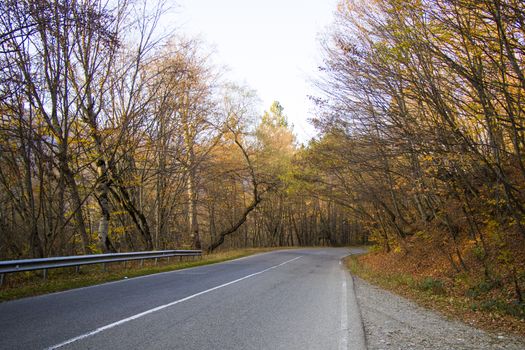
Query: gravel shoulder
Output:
[[353, 276, 525, 350]]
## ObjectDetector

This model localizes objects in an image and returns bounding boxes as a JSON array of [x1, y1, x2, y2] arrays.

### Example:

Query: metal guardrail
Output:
[[0, 250, 202, 285]]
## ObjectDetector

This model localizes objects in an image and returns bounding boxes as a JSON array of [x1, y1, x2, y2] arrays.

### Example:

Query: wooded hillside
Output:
[[314, 0, 525, 306]]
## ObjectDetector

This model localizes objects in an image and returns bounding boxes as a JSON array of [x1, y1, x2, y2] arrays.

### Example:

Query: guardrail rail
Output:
[[0, 249, 202, 285]]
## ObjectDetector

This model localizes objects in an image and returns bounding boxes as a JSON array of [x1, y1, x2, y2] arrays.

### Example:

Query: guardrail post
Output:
[[0, 273, 4, 286], [154, 258, 158, 266], [103, 263, 107, 272], [43, 269, 48, 281], [76, 266, 80, 274], [167, 256, 170, 264], [140, 259, 144, 268]]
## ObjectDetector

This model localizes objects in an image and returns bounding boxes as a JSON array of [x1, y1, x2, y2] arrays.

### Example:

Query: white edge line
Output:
[[46, 256, 302, 350], [340, 270, 349, 350]]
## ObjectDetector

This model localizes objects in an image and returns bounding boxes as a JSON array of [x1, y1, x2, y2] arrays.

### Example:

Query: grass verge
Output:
[[0, 248, 275, 302], [345, 252, 525, 337]]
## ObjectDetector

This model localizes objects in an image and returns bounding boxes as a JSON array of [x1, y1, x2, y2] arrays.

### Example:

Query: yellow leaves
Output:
[[88, 243, 102, 254], [110, 225, 133, 236], [69, 135, 92, 148], [421, 154, 434, 162], [415, 230, 431, 241], [496, 249, 514, 265]]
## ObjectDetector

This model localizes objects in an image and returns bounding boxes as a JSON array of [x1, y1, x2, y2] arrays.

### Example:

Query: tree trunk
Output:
[[62, 157, 92, 254], [96, 159, 116, 253], [188, 163, 201, 250], [111, 184, 154, 250], [207, 197, 261, 252]]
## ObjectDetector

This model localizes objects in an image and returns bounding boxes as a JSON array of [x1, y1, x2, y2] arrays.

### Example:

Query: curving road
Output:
[[0, 248, 366, 350]]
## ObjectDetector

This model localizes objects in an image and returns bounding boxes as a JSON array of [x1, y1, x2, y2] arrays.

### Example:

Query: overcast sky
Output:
[[175, 0, 338, 143]]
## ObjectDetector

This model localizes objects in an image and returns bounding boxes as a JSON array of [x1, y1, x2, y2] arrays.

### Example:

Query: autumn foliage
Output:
[[311, 0, 525, 315]]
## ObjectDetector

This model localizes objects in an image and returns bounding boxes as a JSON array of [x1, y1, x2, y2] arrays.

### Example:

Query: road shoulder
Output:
[[353, 276, 525, 350]]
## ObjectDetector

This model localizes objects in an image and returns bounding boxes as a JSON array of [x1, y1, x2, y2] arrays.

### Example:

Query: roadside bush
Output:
[[466, 279, 502, 298], [471, 299, 525, 319], [419, 277, 446, 295]]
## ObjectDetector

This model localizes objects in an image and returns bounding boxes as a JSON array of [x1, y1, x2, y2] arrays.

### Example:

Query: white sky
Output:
[[174, 0, 338, 143]]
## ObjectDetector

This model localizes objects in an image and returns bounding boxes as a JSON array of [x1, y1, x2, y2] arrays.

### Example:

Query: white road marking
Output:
[[39, 251, 278, 299], [46, 256, 302, 350], [340, 270, 348, 350]]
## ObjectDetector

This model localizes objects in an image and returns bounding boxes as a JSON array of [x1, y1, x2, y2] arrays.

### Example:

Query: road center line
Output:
[[46, 256, 302, 350]]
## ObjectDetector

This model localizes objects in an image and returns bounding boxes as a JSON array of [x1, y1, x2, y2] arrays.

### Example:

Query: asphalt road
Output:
[[0, 248, 366, 350]]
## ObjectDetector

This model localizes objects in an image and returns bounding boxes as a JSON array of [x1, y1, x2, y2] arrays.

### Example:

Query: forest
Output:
[[0, 0, 364, 259], [0, 0, 524, 303]]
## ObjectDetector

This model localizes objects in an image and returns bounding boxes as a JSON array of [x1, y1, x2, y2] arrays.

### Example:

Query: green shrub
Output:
[[466, 279, 502, 298], [472, 299, 525, 319], [419, 277, 446, 295]]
